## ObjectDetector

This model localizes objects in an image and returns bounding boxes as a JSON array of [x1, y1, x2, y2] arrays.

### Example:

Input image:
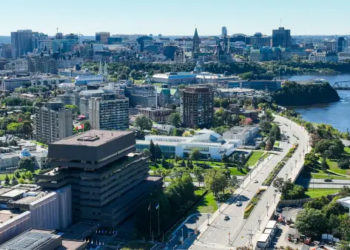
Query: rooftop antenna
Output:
[[56, 27, 59, 34], [279, 18, 282, 27]]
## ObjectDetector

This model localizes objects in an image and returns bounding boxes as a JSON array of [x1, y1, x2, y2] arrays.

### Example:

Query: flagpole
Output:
[[158, 205, 160, 237], [150, 206, 152, 239]]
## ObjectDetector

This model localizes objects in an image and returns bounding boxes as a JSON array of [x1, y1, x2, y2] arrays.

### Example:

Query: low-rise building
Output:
[[138, 108, 172, 123], [0, 184, 72, 244], [223, 80, 282, 91], [222, 125, 259, 145], [152, 72, 197, 85], [125, 85, 156, 108], [0, 229, 87, 250], [136, 131, 241, 160]]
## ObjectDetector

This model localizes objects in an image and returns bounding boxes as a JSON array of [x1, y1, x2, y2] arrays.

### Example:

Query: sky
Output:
[[1, 0, 349, 36]]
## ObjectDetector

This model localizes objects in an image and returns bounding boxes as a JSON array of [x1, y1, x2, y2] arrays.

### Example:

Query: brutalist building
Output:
[[35, 130, 162, 228]]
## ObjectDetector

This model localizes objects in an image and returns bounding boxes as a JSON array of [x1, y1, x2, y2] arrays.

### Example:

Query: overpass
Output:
[[332, 81, 350, 90]]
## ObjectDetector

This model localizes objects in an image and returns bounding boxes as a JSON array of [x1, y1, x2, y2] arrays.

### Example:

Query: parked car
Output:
[[224, 215, 230, 221], [236, 201, 242, 206], [324, 179, 332, 182]]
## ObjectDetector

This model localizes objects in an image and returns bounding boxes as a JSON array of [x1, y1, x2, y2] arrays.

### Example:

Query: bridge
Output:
[[332, 81, 350, 90]]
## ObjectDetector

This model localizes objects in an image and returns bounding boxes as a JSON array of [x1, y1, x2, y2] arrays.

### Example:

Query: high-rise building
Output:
[[35, 130, 162, 228], [89, 94, 129, 130], [222, 27, 227, 37], [272, 27, 291, 48], [28, 55, 58, 74], [337, 37, 348, 52], [34, 101, 73, 144], [192, 28, 200, 59], [11, 30, 35, 58], [95, 32, 110, 44], [180, 85, 214, 128]]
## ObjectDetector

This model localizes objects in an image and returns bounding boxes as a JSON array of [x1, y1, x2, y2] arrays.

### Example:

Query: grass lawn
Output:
[[327, 159, 350, 175], [304, 189, 341, 198], [274, 141, 280, 147], [310, 172, 350, 180], [344, 147, 350, 154], [189, 190, 218, 214], [246, 151, 265, 167], [228, 167, 247, 176], [120, 241, 154, 250]]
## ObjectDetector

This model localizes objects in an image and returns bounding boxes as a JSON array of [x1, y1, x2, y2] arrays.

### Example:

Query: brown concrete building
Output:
[[35, 130, 162, 228], [180, 85, 214, 128], [138, 107, 172, 123]]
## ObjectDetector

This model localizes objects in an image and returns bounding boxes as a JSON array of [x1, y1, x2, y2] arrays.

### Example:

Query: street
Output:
[[186, 115, 310, 250]]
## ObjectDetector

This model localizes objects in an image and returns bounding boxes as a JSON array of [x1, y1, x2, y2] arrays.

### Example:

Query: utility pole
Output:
[[273, 193, 277, 204], [228, 232, 230, 245], [207, 214, 210, 226], [266, 201, 270, 217]]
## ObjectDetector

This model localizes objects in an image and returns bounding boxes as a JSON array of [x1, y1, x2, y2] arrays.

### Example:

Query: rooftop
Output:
[[52, 130, 132, 147], [0, 210, 20, 223]]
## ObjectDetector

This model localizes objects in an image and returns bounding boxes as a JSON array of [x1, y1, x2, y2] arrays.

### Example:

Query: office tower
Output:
[[192, 28, 200, 59], [180, 85, 214, 128], [272, 27, 291, 48], [337, 37, 348, 52], [95, 32, 110, 44], [35, 130, 162, 228], [28, 55, 58, 74], [89, 94, 129, 130], [11, 30, 35, 58], [222, 27, 228, 37], [34, 101, 73, 144]]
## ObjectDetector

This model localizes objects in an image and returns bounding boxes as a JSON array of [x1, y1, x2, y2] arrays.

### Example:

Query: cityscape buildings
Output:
[[272, 27, 291, 48], [34, 101, 73, 144], [89, 94, 129, 130], [95, 32, 110, 45], [35, 130, 162, 228], [11, 30, 36, 58], [180, 85, 214, 128]]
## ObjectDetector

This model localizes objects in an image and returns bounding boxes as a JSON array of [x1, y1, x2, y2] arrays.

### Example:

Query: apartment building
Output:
[[34, 101, 73, 144], [89, 94, 129, 130], [35, 130, 162, 228], [180, 85, 214, 128]]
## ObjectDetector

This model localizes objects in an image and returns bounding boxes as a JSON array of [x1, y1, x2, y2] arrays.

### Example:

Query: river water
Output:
[[288, 75, 350, 132]]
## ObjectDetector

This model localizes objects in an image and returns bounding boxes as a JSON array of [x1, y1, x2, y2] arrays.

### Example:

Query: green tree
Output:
[[24, 171, 33, 181], [18, 157, 35, 172], [65, 104, 80, 114], [193, 166, 205, 187], [189, 148, 201, 161], [21, 121, 33, 136], [154, 144, 162, 161], [304, 196, 330, 210], [259, 120, 272, 134], [149, 140, 156, 161], [204, 169, 228, 196], [168, 113, 181, 128], [4, 175, 10, 185], [135, 115, 153, 130], [295, 208, 328, 237], [6, 122, 22, 134]]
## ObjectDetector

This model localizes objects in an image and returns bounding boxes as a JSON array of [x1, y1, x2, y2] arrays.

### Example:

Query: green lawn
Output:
[[344, 147, 350, 154], [327, 159, 349, 175], [188, 190, 218, 214], [228, 167, 247, 176], [274, 141, 280, 147], [310, 172, 350, 180], [304, 189, 341, 198], [246, 151, 265, 167]]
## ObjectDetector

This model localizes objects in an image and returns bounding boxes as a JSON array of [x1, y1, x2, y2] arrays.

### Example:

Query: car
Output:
[[236, 201, 242, 206], [254, 180, 258, 183], [324, 179, 332, 182], [224, 215, 230, 221]]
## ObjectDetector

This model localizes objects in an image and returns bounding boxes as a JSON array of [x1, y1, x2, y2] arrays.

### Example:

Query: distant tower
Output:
[[192, 28, 201, 59], [98, 61, 103, 75], [222, 27, 227, 37]]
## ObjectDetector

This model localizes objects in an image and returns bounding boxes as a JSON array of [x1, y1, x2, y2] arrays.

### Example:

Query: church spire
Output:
[[194, 28, 199, 38]]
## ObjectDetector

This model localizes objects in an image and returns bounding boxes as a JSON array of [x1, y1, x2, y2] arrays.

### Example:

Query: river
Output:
[[288, 75, 350, 132]]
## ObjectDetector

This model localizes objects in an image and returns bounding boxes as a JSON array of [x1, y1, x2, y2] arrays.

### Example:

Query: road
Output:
[[187, 115, 310, 250], [297, 178, 350, 189]]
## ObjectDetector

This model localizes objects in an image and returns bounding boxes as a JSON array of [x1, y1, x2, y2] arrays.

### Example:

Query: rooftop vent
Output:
[[77, 135, 100, 142]]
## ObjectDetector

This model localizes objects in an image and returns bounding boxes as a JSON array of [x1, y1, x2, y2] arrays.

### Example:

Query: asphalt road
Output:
[[188, 115, 310, 250]]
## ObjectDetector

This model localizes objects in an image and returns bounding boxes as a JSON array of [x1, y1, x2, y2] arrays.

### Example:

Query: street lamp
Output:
[[266, 201, 270, 217], [207, 214, 210, 226], [258, 219, 262, 231], [181, 228, 184, 244], [273, 193, 277, 204], [285, 172, 288, 181]]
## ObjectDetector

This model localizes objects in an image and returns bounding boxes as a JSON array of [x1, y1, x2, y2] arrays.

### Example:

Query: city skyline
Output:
[[1, 0, 350, 36]]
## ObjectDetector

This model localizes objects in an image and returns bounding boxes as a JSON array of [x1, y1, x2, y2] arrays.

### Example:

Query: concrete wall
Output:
[[0, 211, 31, 244]]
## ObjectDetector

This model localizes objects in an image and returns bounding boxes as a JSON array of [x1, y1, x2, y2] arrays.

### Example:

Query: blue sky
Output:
[[1, 0, 349, 36]]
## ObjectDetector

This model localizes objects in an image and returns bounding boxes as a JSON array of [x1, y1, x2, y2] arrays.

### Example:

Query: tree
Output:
[[14, 170, 21, 179], [154, 144, 162, 161], [273, 177, 285, 192], [24, 171, 33, 181], [269, 124, 281, 140], [65, 104, 79, 114], [204, 169, 228, 196], [222, 154, 229, 163], [135, 115, 153, 130], [11, 176, 18, 185], [4, 175, 9, 185], [322, 201, 346, 218], [265, 139, 273, 151], [304, 196, 330, 210], [315, 139, 344, 158], [260, 120, 272, 134], [149, 140, 156, 161], [338, 158, 350, 169], [18, 157, 35, 172], [193, 166, 205, 187], [295, 208, 328, 237], [21, 121, 33, 136], [168, 113, 181, 128], [189, 148, 201, 161]]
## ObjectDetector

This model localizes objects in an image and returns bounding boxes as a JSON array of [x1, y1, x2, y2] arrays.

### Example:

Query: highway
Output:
[[187, 115, 310, 250]]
